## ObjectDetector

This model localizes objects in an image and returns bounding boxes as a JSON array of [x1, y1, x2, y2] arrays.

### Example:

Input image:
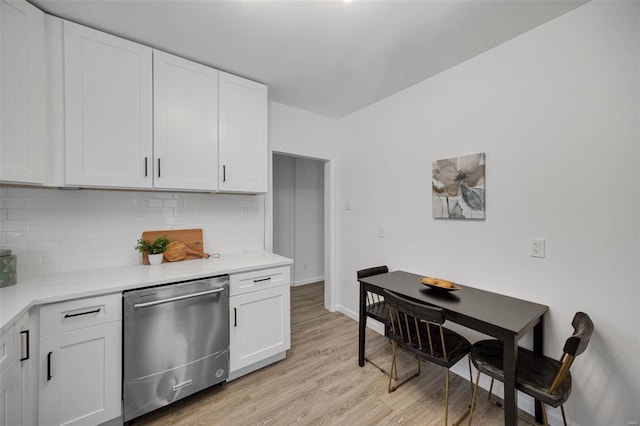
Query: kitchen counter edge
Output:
[[0, 251, 293, 332]]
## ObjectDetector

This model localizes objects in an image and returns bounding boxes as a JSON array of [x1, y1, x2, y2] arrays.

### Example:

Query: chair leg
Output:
[[387, 343, 420, 393], [541, 403, 549, 426], [467, 355, 474, 395], [488, 377, 495, 401], [365, 356, 395, 378], [364, 325, 397, 379], [451, 356, 474, 426], [388, 342, 398, 393], [561, 405, 568, 426], [445, 368, 450, 426], [449, 366, 471, 426], [468, 369, 481, 426]]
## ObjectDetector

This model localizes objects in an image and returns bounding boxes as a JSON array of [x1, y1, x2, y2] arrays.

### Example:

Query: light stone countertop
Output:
[[0, 251, 293, 333]]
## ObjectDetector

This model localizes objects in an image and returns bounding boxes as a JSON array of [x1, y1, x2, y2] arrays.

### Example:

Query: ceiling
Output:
[[31, 0, 586, 119]]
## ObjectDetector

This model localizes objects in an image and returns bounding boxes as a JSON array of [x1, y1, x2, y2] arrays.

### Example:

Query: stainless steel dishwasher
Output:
[[123, 275, 229, 421]]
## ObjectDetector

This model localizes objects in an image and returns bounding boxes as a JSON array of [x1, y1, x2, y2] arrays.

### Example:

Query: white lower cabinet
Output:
[[0, 311, 34, 426], [229, 267, 291, 375], [38, 294, 122, 426], [0, 360, 20, 426], [15, 312, 35, 426], [0, 323, 19, 426]]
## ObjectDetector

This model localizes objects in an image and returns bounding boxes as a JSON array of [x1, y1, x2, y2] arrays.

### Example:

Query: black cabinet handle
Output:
[[158, 158, 161, 178], [47, 352, 52, 381], [64, 308, 100, 318], [234, 307, 237, 327], [254, 277, 272, 283], [223, 165, 226, 182], [19, 330, 29, 361], [144, 157, 148, 177]]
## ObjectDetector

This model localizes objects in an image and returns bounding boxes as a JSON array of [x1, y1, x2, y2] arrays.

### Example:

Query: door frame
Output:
[[266, 148, 336, 312]]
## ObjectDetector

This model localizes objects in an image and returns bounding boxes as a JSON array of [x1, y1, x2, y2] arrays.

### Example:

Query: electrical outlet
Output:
[[378, 227, 385, 238], [530, 239, 545, 258], [240, 207, 249, 222]]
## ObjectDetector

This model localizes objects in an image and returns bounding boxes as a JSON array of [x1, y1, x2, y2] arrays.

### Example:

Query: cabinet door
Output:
[[39, 322, 121, 426], [15, 313, 34, 426], [0, 324, 14, 376], [153, 50, 219, 191], [0, 322, 19, 426], [229, 285, 290, 372], [0, 0, 46, 184], [64, 21, 153, 188], [218, 72, 268, 193], [0, 363, 20, 426]]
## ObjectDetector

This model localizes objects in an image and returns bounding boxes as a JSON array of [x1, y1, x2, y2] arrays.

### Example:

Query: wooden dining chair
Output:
[[467, 312, 594, 426], [357, 265, 391, 376], [383, 289, 474, 426]]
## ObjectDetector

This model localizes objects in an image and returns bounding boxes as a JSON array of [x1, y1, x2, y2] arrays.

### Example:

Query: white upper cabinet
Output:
[[219, 72, 268, 193], [153, 50, 219, 191], [0, 0, 47, 184], [45, 16, 268, 193], [63, 21, 153, 188]]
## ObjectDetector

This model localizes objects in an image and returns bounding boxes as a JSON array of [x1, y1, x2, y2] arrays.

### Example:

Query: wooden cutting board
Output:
[[140, 229, 204, 264]]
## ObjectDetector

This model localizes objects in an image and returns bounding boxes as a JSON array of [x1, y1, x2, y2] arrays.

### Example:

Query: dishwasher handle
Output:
[[133, 287, 225, 309]]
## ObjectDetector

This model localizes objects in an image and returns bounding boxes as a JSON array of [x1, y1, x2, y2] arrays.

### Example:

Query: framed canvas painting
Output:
[[432, 152, 485, 220]]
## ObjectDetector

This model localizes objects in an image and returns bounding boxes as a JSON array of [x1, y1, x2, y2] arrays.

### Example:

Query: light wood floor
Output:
[[133, 282, 522, 425]]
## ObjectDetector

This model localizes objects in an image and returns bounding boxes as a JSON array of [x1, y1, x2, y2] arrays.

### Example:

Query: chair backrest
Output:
[[357, 265, 389, 280], [563, 312, 594, 357], [549, 312, 594, 394], [357, 266, 389, 314], [383, 289, 449, 360]]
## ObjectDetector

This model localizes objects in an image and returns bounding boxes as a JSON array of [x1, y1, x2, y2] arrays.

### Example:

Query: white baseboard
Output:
[[336, 304, 356, 320], [336, 304, 386, 335], [293, 275, 324, 286]]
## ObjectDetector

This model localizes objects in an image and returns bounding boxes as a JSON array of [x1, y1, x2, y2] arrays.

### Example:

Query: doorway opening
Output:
[[268, 151, 334, 311]]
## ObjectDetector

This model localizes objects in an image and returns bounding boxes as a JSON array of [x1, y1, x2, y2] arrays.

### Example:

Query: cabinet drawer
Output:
[[0, 324, 15, 376], [40, 293, 121, 337], [230, 266, 290, 296]]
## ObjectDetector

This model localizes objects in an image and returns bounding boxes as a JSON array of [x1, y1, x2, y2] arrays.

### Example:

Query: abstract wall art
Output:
[[432, 152, 485, 219]]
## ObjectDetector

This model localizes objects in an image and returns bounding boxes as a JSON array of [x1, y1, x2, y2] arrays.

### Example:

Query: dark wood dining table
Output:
[[358, 270, 549, 425]]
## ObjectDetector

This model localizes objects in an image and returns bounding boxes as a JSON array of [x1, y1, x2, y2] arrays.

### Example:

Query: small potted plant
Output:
[[135, 235, 171, 265]]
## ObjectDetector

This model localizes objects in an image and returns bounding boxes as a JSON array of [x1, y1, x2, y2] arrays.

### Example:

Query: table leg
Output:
[[502, 335, 518, 425], [533, 317, 545, 423], [358, 282, 366, 367]]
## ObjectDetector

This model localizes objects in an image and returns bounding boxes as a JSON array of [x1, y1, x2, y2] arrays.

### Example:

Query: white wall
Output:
[[269, 102, 338, 160], [0, 186, 265, 279], [336, 2, 640, 425]]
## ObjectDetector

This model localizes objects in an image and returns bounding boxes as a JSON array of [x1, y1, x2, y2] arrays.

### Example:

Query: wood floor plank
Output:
[[132, 282, 522, 426]]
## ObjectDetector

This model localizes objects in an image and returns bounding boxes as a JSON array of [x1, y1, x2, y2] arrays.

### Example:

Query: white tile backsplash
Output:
[[0, 186, 265, 280]]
